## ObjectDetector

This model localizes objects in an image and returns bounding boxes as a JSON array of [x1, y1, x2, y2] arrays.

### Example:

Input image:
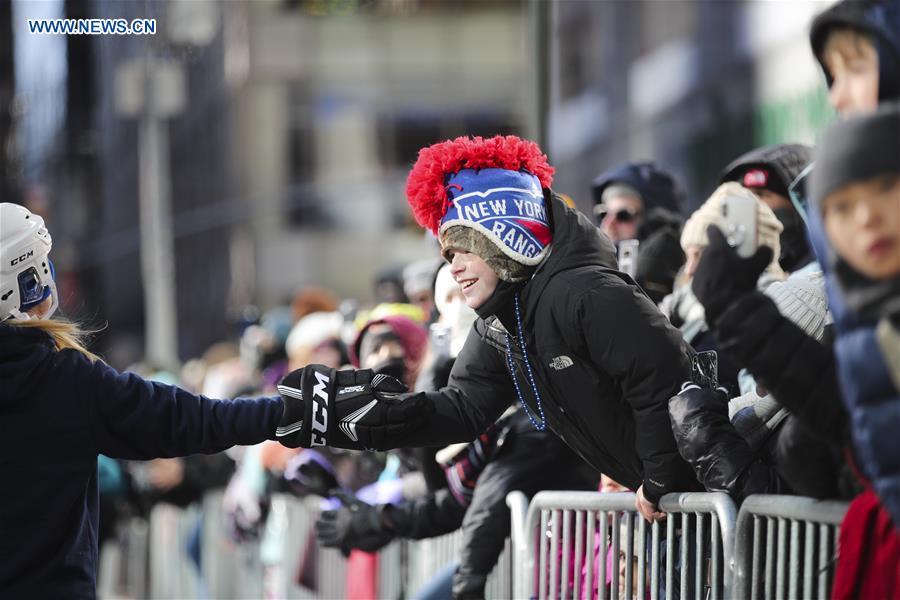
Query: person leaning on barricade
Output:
[[274, 134, 703, 523], [667, 0, 900, 512], [0, 203, 287, 599], [666, 187, 846, 504]]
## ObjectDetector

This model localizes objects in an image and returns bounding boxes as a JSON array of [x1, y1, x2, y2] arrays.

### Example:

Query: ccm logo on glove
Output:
[[276, 364, 436, 451], [311, 371, 330, 446]]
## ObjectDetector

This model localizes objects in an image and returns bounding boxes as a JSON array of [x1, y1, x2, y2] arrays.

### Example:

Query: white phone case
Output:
[[721, 195, 758, 258]]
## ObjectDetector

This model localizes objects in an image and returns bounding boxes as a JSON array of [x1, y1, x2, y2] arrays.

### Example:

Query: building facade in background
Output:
[[7, 0, 530, 366], [548, 0, 834, 213], [5, 0, 837, 367]]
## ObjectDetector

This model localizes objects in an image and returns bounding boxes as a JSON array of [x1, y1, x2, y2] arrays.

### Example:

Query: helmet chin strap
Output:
[[5, 281, 59, 322]]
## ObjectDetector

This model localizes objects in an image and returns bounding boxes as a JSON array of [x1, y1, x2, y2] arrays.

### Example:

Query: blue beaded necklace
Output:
[[503, 293, 547, 431]]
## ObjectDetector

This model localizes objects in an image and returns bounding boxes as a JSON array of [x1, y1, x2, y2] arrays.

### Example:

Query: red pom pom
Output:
[[405, 135, 555, 235]]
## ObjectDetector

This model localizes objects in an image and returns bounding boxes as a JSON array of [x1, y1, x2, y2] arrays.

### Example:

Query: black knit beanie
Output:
[[809, 101, 900, 209]]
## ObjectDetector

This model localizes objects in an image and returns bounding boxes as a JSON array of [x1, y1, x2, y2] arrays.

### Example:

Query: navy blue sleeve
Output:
[[60, 350, 283, 460]]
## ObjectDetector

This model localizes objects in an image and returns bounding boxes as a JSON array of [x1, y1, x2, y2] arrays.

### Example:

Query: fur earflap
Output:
[[405, 135, 555, 235]]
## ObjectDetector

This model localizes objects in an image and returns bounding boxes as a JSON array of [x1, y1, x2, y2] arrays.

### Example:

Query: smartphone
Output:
[[618, 239, 639, 278], [721, 194, 758, 258], [690, 351, 719, 390]]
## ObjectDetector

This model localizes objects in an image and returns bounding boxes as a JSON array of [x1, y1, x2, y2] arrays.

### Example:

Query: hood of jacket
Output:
[[0, 324, 56, 409], [591, 161, 686, 217], [526, 192, 619, 304], [719, 143, 814, 194], [810, 0, 900, 102]]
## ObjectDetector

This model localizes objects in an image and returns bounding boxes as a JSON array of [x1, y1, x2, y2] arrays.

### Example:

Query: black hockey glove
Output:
[[276, 364, 434, 450], [691, 225, 773, 324], [315, 493, 395, 555]]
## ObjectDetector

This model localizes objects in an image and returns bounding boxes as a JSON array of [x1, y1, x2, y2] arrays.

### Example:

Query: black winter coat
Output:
[[395, 196, 700, 503], [0, 325, 283, 599]]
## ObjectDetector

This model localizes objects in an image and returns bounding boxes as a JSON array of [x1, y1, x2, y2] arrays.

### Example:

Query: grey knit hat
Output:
[[764, 267, 829, 342]]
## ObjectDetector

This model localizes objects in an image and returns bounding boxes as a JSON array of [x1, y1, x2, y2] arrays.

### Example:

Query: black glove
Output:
[[276, 364, 434, 450], [668, 383, 775, 501], [314, 494, 395, 555], [296, 457, 341, 498], [691, 225, 773, 324]]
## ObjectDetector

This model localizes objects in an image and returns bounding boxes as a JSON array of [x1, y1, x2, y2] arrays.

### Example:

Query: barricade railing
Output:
[[100, 490, 512, 599], [731, 495, 849, 600], [508, 490, 737, 600]]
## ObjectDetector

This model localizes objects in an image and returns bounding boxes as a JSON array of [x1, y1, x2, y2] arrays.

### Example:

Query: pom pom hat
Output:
[[406, 136, 555, 267]]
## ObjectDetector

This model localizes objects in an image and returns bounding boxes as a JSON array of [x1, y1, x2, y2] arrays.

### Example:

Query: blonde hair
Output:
[[6, 318, 102, 363]]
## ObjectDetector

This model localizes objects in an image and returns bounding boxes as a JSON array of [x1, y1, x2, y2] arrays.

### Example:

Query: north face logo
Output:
[[549, 355, 574, 370]]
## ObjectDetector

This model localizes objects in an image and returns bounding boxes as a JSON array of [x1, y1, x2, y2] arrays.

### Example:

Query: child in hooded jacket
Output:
[[806, 102, 900, 600]]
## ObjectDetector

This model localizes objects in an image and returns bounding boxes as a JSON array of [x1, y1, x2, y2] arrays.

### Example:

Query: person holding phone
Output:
[[274, 135, 703, 523], [719, 143, 816, 273], [591, 161, 688, 303], [658, 183, 785, 394], [667, 177, 848, 504]]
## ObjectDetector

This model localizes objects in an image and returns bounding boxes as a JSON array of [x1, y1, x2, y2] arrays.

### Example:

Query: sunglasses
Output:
[[593, 204, 641, 224]]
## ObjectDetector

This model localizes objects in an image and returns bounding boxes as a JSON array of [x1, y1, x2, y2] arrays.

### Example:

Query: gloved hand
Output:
[[276, 364, 434, 450], [691, 225, 773, 324], [314, 493, 395, 555], [668, 383, 754, 494], [283, 450, 340, 498]]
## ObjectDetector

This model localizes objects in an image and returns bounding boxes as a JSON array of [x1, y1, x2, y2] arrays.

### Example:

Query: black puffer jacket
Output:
[[396, 195, 700, 503]]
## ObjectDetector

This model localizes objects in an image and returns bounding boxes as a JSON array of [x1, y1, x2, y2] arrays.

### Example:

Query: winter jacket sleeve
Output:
[[59, 349, 284, 459], [577, 281, 694, 504], [383, 325, 515, 448], [668, 386, 785, 504], [385, 488, 468, 539], [713, 292, 847, 440]]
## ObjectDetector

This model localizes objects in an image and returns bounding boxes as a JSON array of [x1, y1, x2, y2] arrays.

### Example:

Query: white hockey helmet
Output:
[[0, 203, 58, 321]]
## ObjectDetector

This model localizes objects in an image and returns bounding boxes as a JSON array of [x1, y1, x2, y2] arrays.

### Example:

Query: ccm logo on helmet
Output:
[[10, 250, 34, 267], [310, 371, 330, 447]]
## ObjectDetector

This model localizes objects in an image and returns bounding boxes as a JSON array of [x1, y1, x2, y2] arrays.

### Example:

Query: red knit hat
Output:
[[405, 135, 555, 236]]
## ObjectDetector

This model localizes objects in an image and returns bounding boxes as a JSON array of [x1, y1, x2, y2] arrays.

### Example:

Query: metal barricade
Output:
[[102, 488, 523, 598], [732, 495, 849, 600], [509, 490, 737, 600]]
